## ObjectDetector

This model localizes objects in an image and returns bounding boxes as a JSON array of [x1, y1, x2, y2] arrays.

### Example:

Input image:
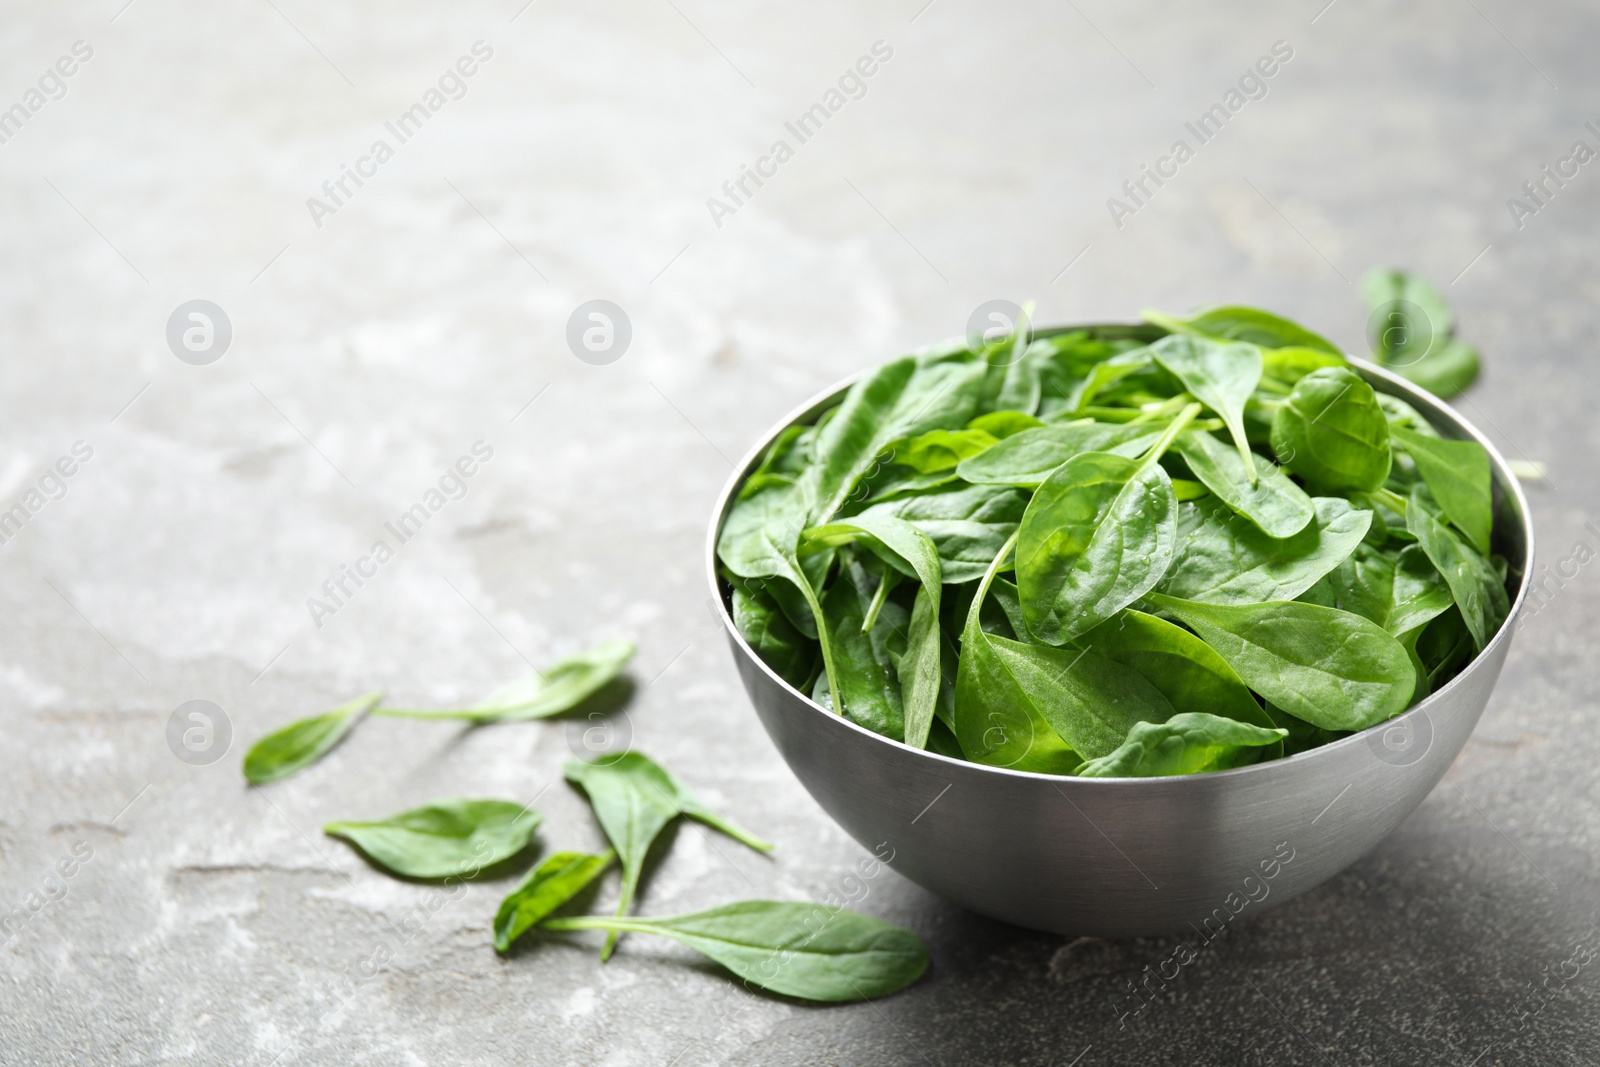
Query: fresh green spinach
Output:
[[324, 798, 541, 879]]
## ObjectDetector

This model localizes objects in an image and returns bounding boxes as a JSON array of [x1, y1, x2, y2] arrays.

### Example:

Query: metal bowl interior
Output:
[[707, 328, 1534, 937]]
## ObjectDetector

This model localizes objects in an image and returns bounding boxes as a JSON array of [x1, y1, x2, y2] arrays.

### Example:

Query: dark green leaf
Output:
[[1406, 485, 1508, 651], [544, 901, 928, 1002], [952, 536, 1080, 773], [1329, 542, 1455, 636], [1392, 426, 1492, 555], [1172, 429, 1314, 538], [242, 691, 380, 785], [818, 558, 908, 740], [1081, 609, 1274, 729], [1149, 334, 1264, 477], [1017, 452, 1178, 645], [985, 632, 1175, 759], [1158, 497, 1370, 605], [1144, 594, 1416, 732], [802, 513, 943, 749], [324, 799, 541, 879], [854, 482, 1028, 583], [494, 850, 615, 952], [1270, 367, 1392, 492], [1075, 713, 1286, 778], [730, 579, 814, 688]]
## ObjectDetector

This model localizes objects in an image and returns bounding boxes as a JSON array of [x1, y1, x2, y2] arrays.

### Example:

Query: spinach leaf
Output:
[[1392, 426, 1492, 554], [1075, 713, 1286, 778], [565, 752, 771, 960], [1082, 609, 1274, 729], [951, 534, 1080, 773], [985, 632, 1176, 759], [1016, 445, 1182, 645], [1144, 594, 1416, 731], [729, 578, 815, 688], [817, 558, 908, 740], [1329, 542, 1455, 636], [890, 428, 998, 473], [802, 513, 943, 748], [242, 691, 381, 784], [717, 480, 840, 708], [806, 355, 985, 523], [1362, 269, 1480, 398], [1158, 496, 1370, 606], [324, 798, 541, 879], [1263, 702, 1348, 757], [1148, 334, 1264, 479], [375, 640, 635, 721], [494, 849, 615, 953], [1172, 429, 1314, 538], [1145, 306, 1342, 355], [1406, 484, 1508, 651], [955, 421, 1165, 488], [543, 901, 928, 1002], [854, 482, 1029, 583], [968, 410, 1045, 438], [1270, 367, 1392, 492], [1262, 346, 1347, 384]]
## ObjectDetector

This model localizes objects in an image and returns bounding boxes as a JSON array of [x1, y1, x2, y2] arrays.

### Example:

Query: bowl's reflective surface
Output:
[[709, 342, 1532, 937]]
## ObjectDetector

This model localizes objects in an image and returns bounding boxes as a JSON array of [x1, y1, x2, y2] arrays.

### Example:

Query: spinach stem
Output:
[[1127, 393, 1194, 426], [543, 915, 658, 935], [370, 707, 485, 720], [964, 530, 1020, 638], [860, 569, 898, 634], [1371, 487, 1410, 515], [1133, 402, 1203, 476]]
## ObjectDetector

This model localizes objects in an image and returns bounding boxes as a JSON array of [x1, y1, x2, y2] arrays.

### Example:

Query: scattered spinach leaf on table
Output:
[[324, 798, 541, 879], [494, 849, 615, 953], [542, 900, 928, 1002], [243, 691, 381, 785]]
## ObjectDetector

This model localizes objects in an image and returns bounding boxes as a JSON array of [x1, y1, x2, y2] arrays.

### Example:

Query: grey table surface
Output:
[[2, 0, 1597, 1063]]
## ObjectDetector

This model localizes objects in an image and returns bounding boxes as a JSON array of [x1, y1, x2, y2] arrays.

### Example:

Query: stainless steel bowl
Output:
[[708, 333, 1533, 937]]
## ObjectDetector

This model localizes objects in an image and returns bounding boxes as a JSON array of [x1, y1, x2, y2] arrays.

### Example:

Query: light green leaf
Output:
[[324, 798, 541, 879], [565, 752, 771, 960], [543, 901, 928, 1002], [1173, 429, 1314, 538], [1149, 334, 1264, 480], [955, 421, 1165, 488], [494, 850, 615, 953], [242, 691, 380, 785], [1145, 306, 1342, 355]]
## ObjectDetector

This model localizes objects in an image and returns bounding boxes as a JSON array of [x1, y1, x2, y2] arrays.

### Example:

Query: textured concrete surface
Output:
[[2, 0, 1597, 1063]]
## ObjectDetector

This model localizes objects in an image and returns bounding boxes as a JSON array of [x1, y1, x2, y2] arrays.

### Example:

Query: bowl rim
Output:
[[705, 325, 1536, 787]]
